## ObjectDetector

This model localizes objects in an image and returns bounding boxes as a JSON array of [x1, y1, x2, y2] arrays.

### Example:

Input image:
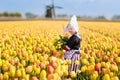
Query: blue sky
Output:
[[0, 0, 120, 18]]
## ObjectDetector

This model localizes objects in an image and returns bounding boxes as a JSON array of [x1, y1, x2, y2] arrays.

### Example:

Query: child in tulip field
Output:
[[63, 15, 81, 75]]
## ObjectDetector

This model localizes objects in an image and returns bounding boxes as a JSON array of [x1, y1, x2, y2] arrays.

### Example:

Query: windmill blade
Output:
[[54, 6, 63, 9]]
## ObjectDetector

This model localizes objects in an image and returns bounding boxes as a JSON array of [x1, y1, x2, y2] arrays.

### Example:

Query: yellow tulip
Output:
[[81, 59, 89, 65], [70, 71, 76, 78], [81, 66, 87, 72], [90, 71, 98, 80], [116, 57, 120, 63], [40, 70, 47, 79], [102, 74, 110, 80]]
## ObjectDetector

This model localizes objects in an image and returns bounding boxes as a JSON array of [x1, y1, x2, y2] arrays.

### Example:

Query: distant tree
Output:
[[111, 15, 120, 20], [9, 13, 15, 17], [77, 16, 81, 19], [3, 12, 9, 17], [25, 12, 37, 18], [57, 14, 68, 18], [95, 16, 107, 20], [0, 12, 22, 18], [79, 15, 93, 20], [15, 12, 22, 17], [0, 13, 3, 17]]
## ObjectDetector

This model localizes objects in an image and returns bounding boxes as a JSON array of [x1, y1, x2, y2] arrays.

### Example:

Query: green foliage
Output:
[[54, 35, 69, 51]]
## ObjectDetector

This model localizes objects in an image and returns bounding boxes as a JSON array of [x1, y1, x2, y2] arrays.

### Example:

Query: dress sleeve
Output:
[[63, 36, 75, 51]]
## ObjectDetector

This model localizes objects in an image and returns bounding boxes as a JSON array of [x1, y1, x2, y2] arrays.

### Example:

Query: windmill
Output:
[[45, 0, 62, 18]]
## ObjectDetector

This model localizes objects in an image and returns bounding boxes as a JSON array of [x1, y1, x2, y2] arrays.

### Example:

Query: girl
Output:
[[63, 15, 81, 74]]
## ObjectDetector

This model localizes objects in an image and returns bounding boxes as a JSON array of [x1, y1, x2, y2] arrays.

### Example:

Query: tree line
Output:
[[1, 11, 120, 21], [0, 12, 22, 17]]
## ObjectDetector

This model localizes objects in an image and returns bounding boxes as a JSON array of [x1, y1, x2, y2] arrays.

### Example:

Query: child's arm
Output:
[[63, 45, 70, 51], [63, 36, 75, 51]]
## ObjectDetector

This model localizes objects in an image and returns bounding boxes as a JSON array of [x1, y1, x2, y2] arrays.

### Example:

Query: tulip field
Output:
[[0, 20, 120, 80]]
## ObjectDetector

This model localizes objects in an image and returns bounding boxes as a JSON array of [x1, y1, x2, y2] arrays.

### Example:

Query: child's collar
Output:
[[74, 33, 81, 39]]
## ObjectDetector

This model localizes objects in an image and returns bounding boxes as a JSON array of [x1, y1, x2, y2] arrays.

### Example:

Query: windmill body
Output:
[[45, 0, 62, 18]]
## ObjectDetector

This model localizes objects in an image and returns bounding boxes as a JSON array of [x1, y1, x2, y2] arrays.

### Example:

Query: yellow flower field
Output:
[[0, 20, 120, 80]]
